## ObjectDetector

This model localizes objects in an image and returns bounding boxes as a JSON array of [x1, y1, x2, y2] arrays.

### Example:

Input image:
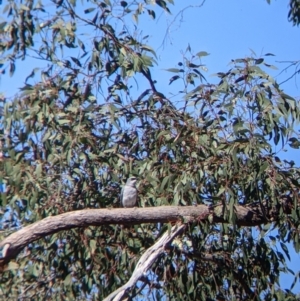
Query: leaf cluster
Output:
[[1, 1, 300, 300]]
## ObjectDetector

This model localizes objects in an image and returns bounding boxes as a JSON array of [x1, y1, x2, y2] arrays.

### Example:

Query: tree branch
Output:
[[0, 204, 267, 267], [103, 224, 186, 301]]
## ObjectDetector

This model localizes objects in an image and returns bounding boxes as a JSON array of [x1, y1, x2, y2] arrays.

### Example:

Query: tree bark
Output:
[[0, 204, 267, 268], [103, 224, 186, 301]]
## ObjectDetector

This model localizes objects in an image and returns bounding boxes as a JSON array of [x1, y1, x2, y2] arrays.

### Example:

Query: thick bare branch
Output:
[[103, 224, 186, 301], [0, 204, 267, 267]]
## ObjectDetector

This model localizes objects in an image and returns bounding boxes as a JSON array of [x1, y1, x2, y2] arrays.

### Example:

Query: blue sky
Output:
[[1, 0, 300, 294], [138, 0, 300, 95]]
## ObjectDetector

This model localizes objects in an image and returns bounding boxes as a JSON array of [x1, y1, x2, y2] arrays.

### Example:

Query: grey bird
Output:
[[120, 177, 137, 208]]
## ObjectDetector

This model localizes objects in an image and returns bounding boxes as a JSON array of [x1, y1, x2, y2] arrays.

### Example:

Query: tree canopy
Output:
[[289, 0, 300, 25], [1, 0, 300, 300]]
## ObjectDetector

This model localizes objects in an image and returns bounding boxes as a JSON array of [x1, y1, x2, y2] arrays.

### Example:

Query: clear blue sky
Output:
[[140, 0, 300, 98], [1, 0, 300, 294]]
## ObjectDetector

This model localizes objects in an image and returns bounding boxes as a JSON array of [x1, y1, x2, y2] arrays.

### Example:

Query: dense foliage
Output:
[[1, 0, 300, 300], [289, 0, 300, 25]]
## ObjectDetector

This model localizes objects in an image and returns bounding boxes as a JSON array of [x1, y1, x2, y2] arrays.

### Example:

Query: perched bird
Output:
[[121, 177, 137, 208]]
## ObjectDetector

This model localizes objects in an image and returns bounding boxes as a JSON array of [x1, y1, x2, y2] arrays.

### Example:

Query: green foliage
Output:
[[1, 0, 300, 300], [267, 0, 300, 26], [289, 0, 300, 25]]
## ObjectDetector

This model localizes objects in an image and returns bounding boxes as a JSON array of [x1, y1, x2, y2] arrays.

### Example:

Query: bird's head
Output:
[[126, 176, 137, 187]]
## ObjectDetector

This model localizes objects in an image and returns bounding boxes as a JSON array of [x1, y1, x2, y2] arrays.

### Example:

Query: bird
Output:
[[120, 177, 137, 208]]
